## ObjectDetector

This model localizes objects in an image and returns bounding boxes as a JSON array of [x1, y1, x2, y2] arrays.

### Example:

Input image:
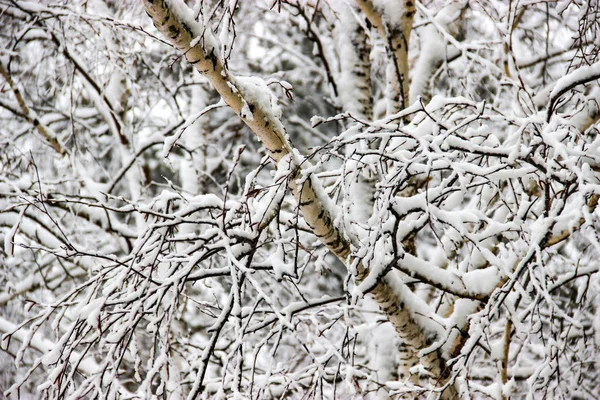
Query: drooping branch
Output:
[[0, 317, 99, 378], [545, 60, 600, 122]]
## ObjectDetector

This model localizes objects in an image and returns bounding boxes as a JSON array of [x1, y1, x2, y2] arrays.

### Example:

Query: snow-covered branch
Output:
[[356, 0, 415, 114], [2, 1, 600, 399]]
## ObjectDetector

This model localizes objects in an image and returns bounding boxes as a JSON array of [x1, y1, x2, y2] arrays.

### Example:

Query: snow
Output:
[[273, 152, 293, 182], [78, 298, 105, 329], [410, 2, 462, 101], [187, 193, 223, 209], [549, 60, 600, 104], [334, 4, 371, 118], [462, 266, 502, 293], [372, 0, 409, 27], [2, 0, 600, 398], [310, 115, 326, 127], [3, 206, 25, 257], [9, 0, 47, 13], [240, 99, 253, 121], [234, 76, 282, 121], [266, 243, 295, 280], [279, 80, 292, 91], [384, 272, 445, 338], [104, 71, 126, 112], [190, 36, 201, 48]]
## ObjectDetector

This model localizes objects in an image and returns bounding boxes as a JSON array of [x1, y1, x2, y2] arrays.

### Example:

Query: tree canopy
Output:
[[1, 0, 600, 399]]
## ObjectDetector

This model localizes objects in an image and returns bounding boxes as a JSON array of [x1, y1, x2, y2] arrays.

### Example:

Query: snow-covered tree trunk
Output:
[[143, 0, 457, 395], [356, 0, 415, 115]]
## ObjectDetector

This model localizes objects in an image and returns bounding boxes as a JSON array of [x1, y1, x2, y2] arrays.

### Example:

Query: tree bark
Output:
[[142, 0, 457, 396]]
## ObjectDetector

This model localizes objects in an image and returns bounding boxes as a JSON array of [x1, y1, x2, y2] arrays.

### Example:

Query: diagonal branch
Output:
[[142, 0, 347, 258], [141, 1, 457, 396], [0, 62, 66, 155]]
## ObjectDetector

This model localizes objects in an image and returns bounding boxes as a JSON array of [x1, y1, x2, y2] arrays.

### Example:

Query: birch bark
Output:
[[142, 0, 457, 396]]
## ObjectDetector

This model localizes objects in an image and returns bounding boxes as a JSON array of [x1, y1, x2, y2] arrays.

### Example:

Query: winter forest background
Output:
[[1, 0, 600, 398]]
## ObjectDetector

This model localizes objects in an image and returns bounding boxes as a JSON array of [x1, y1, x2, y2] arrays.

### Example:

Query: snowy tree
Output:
[[1, 0, 600, 398]]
